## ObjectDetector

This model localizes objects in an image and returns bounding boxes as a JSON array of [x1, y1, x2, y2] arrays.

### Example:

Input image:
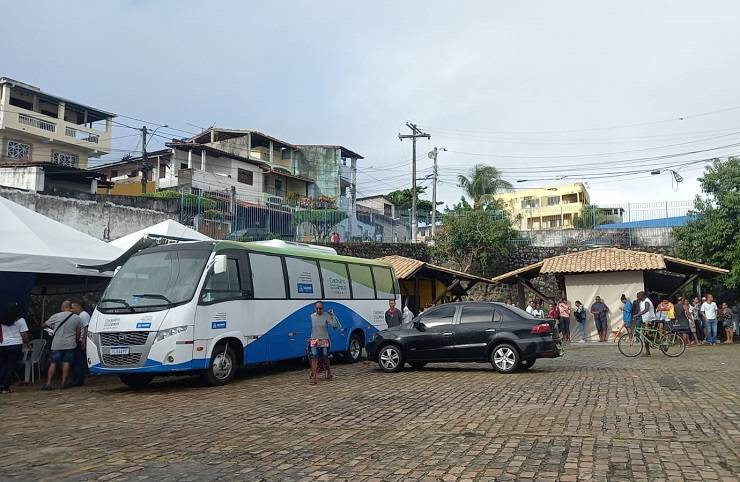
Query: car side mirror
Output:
[[414, 320, 426, 332]]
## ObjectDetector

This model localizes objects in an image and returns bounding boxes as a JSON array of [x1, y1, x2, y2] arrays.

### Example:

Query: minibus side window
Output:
[[285, 257, 322, 299], [249, 253, 287, 299], [200, 253, 250, 304], [371, 266, 396, 300], [348, 264, 375, 299], [320, 261, 350, 299]]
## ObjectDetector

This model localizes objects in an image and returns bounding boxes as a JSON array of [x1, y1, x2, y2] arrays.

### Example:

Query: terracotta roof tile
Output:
[[379, 255, 494, 283], [540, 247, 665, 274]]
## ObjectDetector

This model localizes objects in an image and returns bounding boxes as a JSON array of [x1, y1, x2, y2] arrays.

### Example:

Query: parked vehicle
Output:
[[87, 240, 400, 387], [367, 302, 563, 373]]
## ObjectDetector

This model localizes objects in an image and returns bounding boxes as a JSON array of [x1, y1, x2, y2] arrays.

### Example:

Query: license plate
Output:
[[110, 346, 130, 355]]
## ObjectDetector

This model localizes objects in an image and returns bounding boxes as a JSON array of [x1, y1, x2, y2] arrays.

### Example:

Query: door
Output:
[[195, 250, 254, 364], [453, 304, 499, 360], [405, 304, 458, 361]]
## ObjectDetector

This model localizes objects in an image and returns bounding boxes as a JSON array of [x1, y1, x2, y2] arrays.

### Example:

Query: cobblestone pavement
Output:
[[3, 344, 740, 481]]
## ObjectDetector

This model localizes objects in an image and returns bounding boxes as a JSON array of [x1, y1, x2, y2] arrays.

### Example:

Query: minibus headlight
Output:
[[155, 326, 188, 343]]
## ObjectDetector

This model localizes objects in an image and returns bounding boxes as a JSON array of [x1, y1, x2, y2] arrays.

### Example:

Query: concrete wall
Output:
[[0, 166, 44, 191], [0, 186, 179, 241]]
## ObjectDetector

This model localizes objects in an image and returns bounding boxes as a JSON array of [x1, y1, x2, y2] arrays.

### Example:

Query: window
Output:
[[320, 261, 350, 299], [238, 168, 253, 185], [372, 266, 395, 299], [200, 255, 248, 303], [110, 170, 119, 178], [159, 164, 167, 179], [180, 163, 188, 170], [274, 179, 283, 191], [285, 257, 321, 299], [7, 140, 31, 160], [420, 305, 457, 328], [521, 197, 539, 209], [52, 151, 79, 168], [460, 304, 495, 324], [348, 264, 375, 299], [547, 196, 560, 206], [383, 204, 392, 217], [281, 149, 291, 160], [249, 253, 286, 298]]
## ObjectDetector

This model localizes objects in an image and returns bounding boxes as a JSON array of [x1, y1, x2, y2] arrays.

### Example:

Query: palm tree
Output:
[[457, 164, 512, 209]]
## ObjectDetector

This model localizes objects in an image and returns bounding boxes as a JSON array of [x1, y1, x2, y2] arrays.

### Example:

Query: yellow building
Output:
[[495, 183, 590, 230]]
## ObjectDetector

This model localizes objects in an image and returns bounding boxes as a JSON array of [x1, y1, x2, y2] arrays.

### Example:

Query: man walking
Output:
[[701, 294, 719, 346], [385, 299, 402, 328], [70, 300, 90, 387], [620, 294, 634, 336], [691, 297, 704, 343], [41, 301, 82, 390], [590, 296, 610, 342]]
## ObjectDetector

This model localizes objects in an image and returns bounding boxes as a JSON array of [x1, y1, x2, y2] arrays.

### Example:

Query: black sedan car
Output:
[[367, 302, 563, 373]]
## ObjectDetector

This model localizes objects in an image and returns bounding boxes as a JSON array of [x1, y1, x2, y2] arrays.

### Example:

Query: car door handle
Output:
[[485, 329, 496, 332], [442, 332, 453, 336]]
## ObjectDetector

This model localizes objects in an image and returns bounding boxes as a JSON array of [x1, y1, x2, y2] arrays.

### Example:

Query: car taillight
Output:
[[531, 323, 552, 335]]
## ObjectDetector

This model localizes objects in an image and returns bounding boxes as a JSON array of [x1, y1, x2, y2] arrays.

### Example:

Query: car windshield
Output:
[[98, 248, 211, 313]]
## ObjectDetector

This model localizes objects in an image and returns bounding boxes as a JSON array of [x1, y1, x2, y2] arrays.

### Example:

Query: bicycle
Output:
[[617, 321, 686, 357]]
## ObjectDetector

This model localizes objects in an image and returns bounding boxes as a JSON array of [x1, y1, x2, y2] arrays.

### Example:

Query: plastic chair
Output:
[[22, 339, 47, 384]]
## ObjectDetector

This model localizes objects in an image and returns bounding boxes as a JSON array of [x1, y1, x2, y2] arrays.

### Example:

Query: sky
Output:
[[3, 0, 740, 209]]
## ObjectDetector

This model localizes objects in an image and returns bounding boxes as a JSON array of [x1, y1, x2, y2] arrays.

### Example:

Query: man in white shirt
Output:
[[70, 300, 90, 387], [525, 300, 536, 315], [635, 291, 656, 355], [701, 294, 719, 346]]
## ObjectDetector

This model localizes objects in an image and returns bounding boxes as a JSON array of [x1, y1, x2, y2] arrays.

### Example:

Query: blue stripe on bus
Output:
[[90, 358, 210, 374]]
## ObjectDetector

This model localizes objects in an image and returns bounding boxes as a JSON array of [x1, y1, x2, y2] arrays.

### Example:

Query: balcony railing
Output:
[[65, 126, 99, 144], [18, 113, 56, 133]]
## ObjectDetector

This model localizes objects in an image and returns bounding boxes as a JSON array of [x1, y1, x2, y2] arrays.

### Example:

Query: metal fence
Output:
[[172, 188, 694, 247]]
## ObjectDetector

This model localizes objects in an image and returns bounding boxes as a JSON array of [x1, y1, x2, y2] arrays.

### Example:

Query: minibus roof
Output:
[[214, 240, 394, 268]]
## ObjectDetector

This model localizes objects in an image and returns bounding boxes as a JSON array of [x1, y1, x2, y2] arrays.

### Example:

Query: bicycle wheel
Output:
[[659, 332, 686, 357], [618, 332, 643, 357]]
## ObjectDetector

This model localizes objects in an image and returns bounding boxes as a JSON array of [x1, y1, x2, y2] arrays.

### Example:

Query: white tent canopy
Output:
[[0, 196, 124, 276], [110, 219, 212, 251]]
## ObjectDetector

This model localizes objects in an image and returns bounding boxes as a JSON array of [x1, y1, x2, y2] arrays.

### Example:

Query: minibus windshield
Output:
[[98, 248, 211, 313]]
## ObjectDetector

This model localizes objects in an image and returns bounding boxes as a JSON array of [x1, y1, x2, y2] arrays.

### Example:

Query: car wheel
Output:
[[490, 343, 519, 373], [377, 344, 404, 373], [203, 344, 238, 386], [119, 374, 154, 389], [345, 332, 364, 363], [519, 358, 535, 370], [408, 361, 427, 369]]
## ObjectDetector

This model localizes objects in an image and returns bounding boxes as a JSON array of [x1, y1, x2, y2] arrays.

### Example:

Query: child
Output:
[[574, 301, 587, 343], [719, 302, 734, 344]]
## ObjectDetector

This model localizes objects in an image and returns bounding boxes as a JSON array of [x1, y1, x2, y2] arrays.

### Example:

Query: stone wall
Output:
[[0, 187, 179, 241], [330, 242, 430, 261]]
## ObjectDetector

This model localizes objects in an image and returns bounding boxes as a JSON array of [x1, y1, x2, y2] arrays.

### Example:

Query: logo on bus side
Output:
[[297, 283, 314, 294], [212, 321, 227, 329]]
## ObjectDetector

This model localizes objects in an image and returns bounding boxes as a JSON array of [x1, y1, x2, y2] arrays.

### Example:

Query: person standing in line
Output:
[[41, 301, 82, 390], [619, 294, 634, 337], [308, 301, 339, 385], [547, 302, 559, 320], [719, 302, 734, 344], [674, 296, 691, 346], [70, 300, 90, 387], [533, 302, 545, 318], [0, 302, 30, 394], [574, 301, 587, 343], [701, 294, 719, 346], [558, 298, 572, 344], [691, 297, 704, 343], [683, 297, 699, 345], [590, 296, 610, 343], [402, 304, 414, 323], [384, 299, 402, 328], [526, 300, 536, 315]]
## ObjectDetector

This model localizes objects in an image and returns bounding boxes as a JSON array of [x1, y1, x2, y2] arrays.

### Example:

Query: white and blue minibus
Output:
[[86, 240, 400, 387]]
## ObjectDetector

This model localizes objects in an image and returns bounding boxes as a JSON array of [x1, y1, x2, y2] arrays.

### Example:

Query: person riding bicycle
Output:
[[634, 291, 657, 356]]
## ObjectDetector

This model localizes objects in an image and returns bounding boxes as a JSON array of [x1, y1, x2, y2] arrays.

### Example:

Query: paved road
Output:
[[3, 344, 740, 481]]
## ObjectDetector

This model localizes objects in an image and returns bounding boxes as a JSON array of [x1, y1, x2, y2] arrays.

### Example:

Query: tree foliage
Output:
[[432, 200, 516, 273], [457, 164, 512, 210], [572, 205, 618, 228], [385, 187, 437, 214], [293, 209, 349, 239], [673, 157, 740, 288]]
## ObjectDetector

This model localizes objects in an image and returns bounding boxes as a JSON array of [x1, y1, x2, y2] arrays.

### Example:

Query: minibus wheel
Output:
[[119, 374, 154, 389], [345, 332, 364, 363], [204, 344, 238, 386]]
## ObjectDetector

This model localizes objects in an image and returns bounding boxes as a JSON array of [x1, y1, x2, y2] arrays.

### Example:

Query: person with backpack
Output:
[[41, 301, 82, 390], [0, 302, 30, 394], [573, 301, 587, 342]]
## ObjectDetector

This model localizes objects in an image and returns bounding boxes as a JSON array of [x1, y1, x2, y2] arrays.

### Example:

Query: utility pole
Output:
[[140, 126, 149, 194], [428, 147, 445, 239], [399, 122, 430, 242]]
